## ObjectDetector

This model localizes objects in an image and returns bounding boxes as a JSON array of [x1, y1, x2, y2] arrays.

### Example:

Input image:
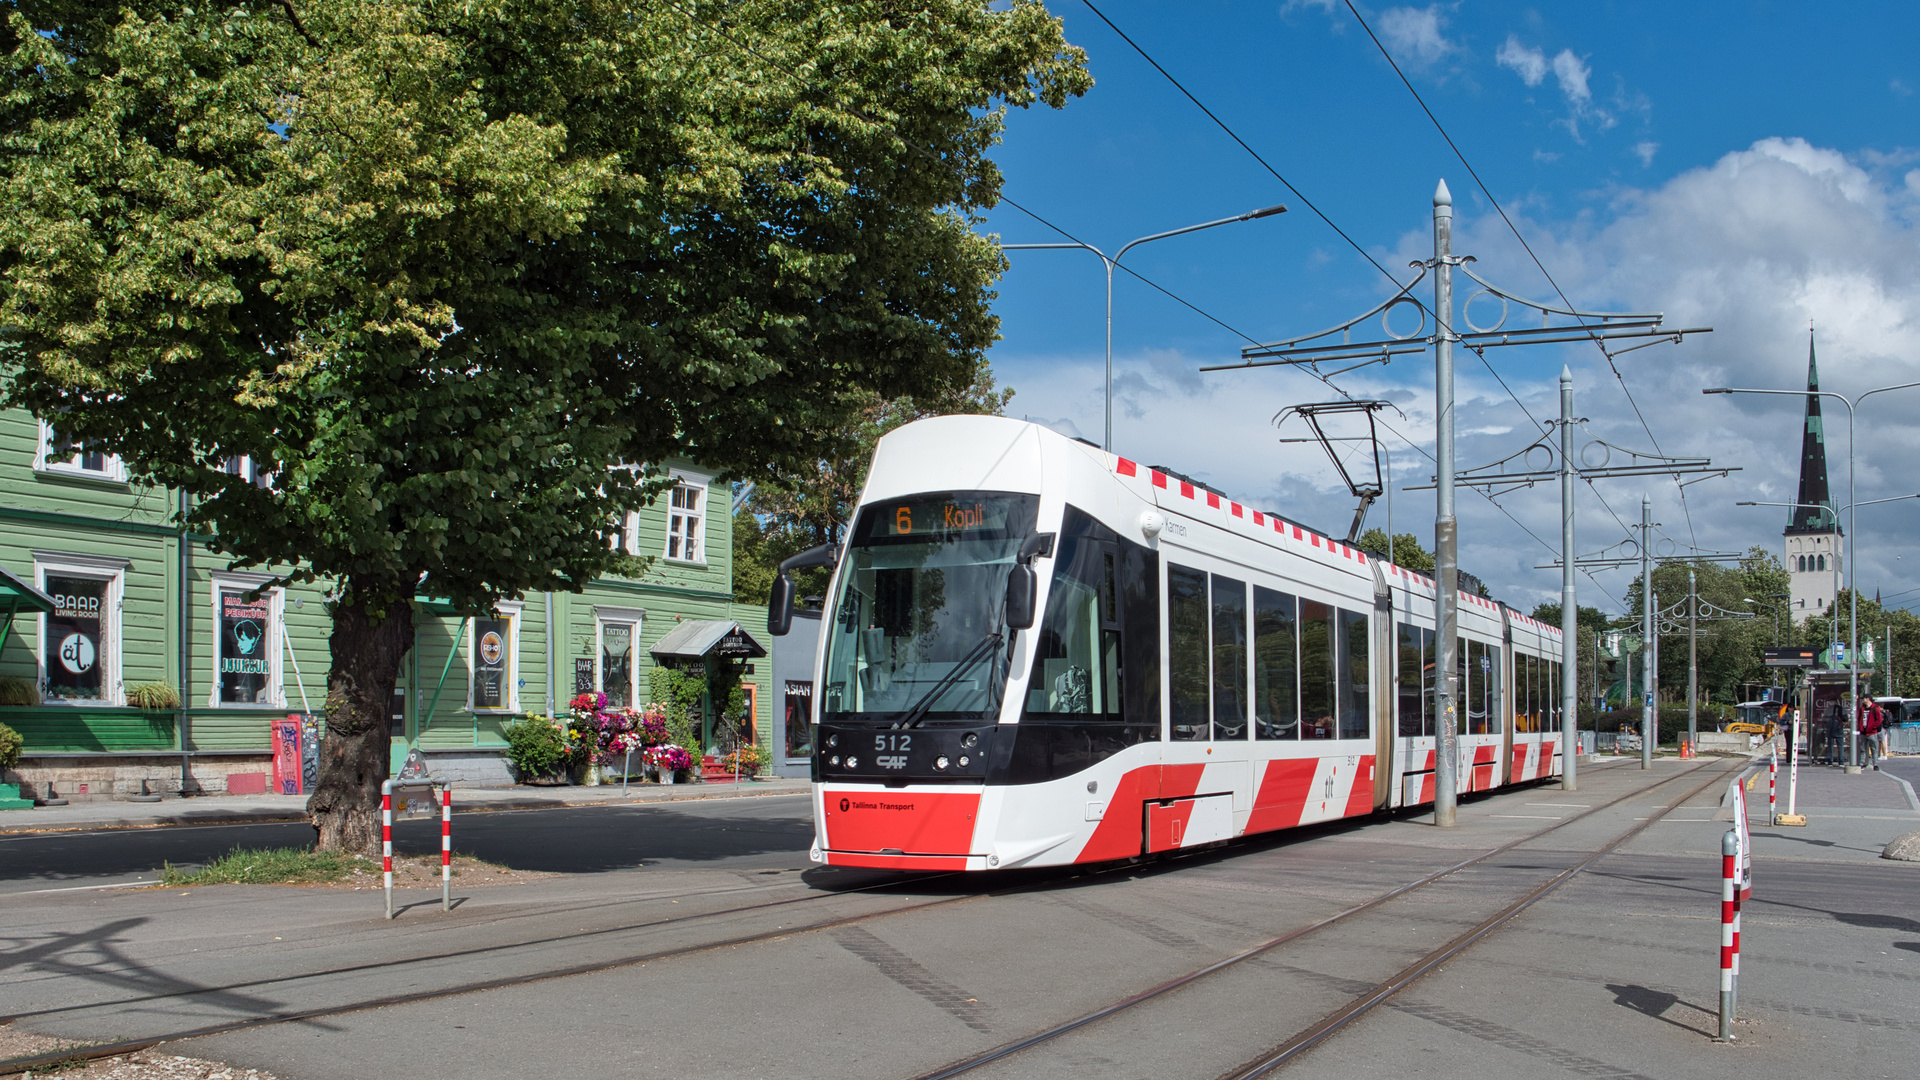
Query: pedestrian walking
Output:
[[1861, 698, 1885, 770]]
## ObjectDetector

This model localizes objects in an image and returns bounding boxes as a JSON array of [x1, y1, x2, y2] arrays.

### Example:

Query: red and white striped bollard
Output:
[[1718, 829, 1738, 1039], [381, 781, 395, 920], [1768, 747, 1777, 825], [440, 786, 452, 911]]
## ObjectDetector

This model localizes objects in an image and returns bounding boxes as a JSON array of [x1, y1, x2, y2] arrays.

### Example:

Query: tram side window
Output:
[[1528, 654, 1541, 732], [1255, 587, 1299, 739], [1546, 660, 1559, 730], [1300, 600, 1335, 739], [1337, 609, 1369, 739], [1168, 565, 1210, 741], [1396, 622, 1429, 737], [1456, 637, 1470, 735], [1485, 645, 1502, 734], [1213, 575, 1249, 740], [1026, 535, 1123, 718], [1120, 540, 1161, 731]]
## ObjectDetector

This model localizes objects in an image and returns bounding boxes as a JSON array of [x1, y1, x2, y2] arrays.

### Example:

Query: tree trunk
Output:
[[308, 586, 414, 854]]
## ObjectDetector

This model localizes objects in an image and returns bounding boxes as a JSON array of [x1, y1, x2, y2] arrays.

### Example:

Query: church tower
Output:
[[1784, 333, 1841, 624]]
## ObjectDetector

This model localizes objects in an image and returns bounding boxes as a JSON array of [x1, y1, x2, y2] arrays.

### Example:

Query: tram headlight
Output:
[[829, 755, 840, 766], [827, 733, 839, 749], [961, 732, 978, 748], [958, 755, 970, 767], [846, 756, 859, 768], [935, 756, 950, 770]]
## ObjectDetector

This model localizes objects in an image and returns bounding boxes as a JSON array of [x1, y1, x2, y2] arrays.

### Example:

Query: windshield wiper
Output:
[[897, 632, 1004, 729]]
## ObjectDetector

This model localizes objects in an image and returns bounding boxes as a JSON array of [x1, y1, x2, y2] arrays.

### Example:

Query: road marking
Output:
[[1491, 815, 1565, 820], [8, 879, 155, 894], [1525, 803, 1590, 808]]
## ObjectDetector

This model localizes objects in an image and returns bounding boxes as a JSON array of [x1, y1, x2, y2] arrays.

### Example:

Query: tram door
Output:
[[1372, 584, 1394, 809]]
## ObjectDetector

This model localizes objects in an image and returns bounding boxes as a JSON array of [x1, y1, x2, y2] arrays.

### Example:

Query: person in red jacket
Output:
[[1859, 698, 1886, 770]]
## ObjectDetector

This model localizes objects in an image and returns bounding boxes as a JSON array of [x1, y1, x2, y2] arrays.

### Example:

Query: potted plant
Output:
[[643, 744, 694, 785], [721, 742, 768, 779], [503, 715, 569, 785]]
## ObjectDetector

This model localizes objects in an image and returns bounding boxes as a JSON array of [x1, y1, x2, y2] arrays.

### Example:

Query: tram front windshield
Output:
[[821, 492, 1039, 726]]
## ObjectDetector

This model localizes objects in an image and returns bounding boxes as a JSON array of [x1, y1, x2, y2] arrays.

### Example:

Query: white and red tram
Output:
[[769, 416, 1564, 872]]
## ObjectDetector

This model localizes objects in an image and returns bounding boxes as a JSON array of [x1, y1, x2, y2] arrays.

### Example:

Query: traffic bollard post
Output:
[[441, 786, 452, 911], [1719, 828, 1738, 1040], [1768, 748, 1777, 824], [381, 781, 395, 920]]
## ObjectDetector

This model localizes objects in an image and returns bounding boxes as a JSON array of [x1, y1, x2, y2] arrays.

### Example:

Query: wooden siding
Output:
[[0, 402, 763, 760]]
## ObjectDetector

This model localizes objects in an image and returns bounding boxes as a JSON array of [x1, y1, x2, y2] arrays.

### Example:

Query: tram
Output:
[[767, 416, 1564, 871]]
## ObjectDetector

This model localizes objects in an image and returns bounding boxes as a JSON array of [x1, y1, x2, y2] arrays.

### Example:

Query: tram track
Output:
[[0, 758, 1685, 1075], [907, 757, 1735, 1080]]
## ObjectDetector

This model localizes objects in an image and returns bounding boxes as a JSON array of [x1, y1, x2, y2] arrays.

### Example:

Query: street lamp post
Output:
[[1707, 379, 1920, 772], [1735, 493, 1920, 769], [1003, 204, 1287, 452]]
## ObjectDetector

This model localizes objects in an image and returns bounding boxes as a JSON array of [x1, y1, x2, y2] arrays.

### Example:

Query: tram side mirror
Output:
[[1005, 532, 1057, 631], [767, 542, 840, 637], [768, 573, 796, 637], [1005, 566, 1037, 630]]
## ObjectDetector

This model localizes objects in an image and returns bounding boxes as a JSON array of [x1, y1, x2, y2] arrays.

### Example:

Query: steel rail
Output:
[[906, 758, 1728, 1080], [0, 759, 1660, 1075], [1217, 762, 1733, 1079]]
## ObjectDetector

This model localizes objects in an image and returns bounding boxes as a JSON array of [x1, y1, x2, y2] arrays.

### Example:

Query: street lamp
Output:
[[1734, 492, 1920, 769], [1004, 204, 1287, 451]]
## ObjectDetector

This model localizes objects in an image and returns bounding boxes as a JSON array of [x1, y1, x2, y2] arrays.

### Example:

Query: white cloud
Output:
[[994, 138, 1920, 613], [1550, 49, 1591, 106], [1633, 141, 1659, 167], [1377, 6, 1456, 66], [1496, 35, 1547, 87], [1533, 149, 1562, 164], [1894, 77, 1913, 98]]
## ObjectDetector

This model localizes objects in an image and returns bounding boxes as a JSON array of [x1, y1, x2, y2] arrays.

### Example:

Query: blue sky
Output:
[[977, 0, 1920, 617]]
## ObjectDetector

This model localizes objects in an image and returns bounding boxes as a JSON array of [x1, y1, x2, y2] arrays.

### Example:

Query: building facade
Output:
[[1784, 335, 1842, 625], [0, 402, 769, 801]]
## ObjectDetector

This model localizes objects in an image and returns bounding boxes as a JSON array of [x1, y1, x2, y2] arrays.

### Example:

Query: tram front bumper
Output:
[[818, 786, 983, 870]]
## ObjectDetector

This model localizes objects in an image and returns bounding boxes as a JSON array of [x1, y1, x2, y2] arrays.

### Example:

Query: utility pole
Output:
[[1433, 180, 1462, 827], [1688, 569, 1699, 753], [1641, 495, 1656, 769], [1214, 183, 1711, 824], [1560, 368, 1579, 791]]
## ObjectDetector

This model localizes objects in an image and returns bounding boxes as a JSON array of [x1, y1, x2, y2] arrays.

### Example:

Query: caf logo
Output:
[[480, 631, 504, 666], [839, 798, 850, 812]]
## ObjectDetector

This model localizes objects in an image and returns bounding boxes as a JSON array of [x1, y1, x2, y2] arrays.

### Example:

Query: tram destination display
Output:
[[864, 493, 1024, 539]]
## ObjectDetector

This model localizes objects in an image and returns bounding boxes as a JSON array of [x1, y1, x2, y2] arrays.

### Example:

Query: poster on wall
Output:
[[272, 715, 303, 794], [784, 680, 814, 759], [474, 617, 508, 708], [219, 591, 272, 703], [44, 575, 107, 700]]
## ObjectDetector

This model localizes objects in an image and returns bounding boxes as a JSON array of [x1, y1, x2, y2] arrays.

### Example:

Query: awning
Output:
[[0, 563, 55, 658], [650, 619, 768, 661], [0, 564, 55, 615]]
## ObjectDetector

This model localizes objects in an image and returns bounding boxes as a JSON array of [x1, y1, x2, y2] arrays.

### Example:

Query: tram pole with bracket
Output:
[[1560, 367, 1579, 791], [1641, 496, 1656, 770], [1433, 180, 1462, 828]]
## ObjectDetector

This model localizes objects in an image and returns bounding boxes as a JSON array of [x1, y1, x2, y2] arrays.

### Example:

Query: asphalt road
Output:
[[0, 793, 819, 893]]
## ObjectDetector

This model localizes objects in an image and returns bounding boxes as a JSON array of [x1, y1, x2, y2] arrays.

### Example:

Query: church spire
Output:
[[1787, 331, 1838, 534]]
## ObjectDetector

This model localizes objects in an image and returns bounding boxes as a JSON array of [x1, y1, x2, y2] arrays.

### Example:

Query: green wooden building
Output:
[[0, 401, 770, 801]]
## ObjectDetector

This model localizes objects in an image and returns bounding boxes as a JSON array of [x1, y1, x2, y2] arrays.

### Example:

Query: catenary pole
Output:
[[1433, 180, 1462, 827], [1641, 495, 1655, 769], [1689, 569, 1699, 755], [1560, 367, 1579, 790]]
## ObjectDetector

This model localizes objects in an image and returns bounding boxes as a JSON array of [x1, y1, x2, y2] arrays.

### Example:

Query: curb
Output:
[[0, 783, 812, 836]]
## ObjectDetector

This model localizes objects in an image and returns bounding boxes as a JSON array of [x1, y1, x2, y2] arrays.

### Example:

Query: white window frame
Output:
[[34, 551, 129, 706], [663, 469, 710, 564], [467, 600, 523, 712], [594, 606, 646, 707], [34, 420, 127, 482], [208, 571, 286, 708]]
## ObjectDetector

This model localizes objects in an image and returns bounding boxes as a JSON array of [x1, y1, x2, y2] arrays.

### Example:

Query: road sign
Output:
[[1763, 646, 1817, 668]]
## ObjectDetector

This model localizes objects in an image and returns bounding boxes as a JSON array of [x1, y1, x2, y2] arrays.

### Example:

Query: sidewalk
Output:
[[1739, 752, 1920, 865], [0, 776, 813, 834]]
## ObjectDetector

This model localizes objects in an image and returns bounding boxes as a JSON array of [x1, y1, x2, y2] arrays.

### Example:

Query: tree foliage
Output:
[[1, 0, 1089, 849]]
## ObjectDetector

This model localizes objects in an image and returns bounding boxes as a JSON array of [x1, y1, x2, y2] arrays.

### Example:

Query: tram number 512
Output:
[[875, 734, 913, 752]]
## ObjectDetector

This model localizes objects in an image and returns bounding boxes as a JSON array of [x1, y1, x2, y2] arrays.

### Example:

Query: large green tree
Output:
[[1, 1, 1090, 850]]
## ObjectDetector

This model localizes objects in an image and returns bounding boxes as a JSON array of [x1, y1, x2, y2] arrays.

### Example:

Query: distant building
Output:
[[1784, 334, 1841, 624]]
